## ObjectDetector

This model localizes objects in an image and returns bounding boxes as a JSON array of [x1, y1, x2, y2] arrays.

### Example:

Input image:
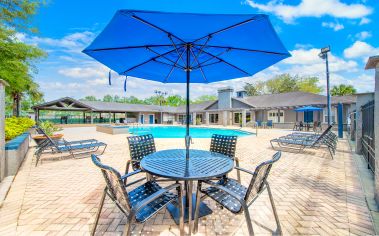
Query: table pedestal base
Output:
[[167, 193, 212, 225]]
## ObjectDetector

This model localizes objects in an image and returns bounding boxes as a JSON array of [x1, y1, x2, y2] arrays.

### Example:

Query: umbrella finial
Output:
[[124, 76, 128, 92], [108, 70, 112, 85]]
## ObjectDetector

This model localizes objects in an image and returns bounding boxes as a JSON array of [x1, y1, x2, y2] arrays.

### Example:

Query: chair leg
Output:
[[188, 181, 193, 235], [243, 204, 254, 235], [177, 182, 184, 236], [123, 217, 134, 236], [266, 183, 282, 235], [193, 181, 202, 233], [235, 159, 241, 183], [91, 188, 107, 236]]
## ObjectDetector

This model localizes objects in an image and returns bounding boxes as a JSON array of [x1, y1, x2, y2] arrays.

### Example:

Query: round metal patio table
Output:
[[140, 149, 234, 234]]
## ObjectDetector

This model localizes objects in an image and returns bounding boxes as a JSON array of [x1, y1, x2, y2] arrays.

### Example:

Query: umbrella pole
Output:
[[185, 44, 191, 159]]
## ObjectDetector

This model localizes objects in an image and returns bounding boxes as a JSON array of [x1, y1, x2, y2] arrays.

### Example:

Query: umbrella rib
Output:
[[164, 48, 186, 82], [201, 50, 251, 76], [190, 36, 211, 68], [168, 35, 187, 67], [192, 15, 264, 44], [196, 45, 289, 56], [146, 46, 185, 69], [130, 14, 186, 43], [192, 47, 231, 69], [83, 45, 173, 52], [193, 60, 222, 69], [153, 58, 183, 69], [189, 47, 208, 83], [121, 48, 179, 74]]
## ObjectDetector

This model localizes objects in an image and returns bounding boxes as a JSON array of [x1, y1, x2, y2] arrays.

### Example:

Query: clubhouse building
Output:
[[32, 87, 356, 128]]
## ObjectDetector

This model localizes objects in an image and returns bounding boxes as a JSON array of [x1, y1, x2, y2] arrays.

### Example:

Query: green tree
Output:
[[102, 95, 113, 102], [0, 0, 42, 32], [80, 96, 98, 101], [1, 0, 46, 116], [331, 84, 357, 96], [166, 95, 185, 106], [124, 96, 146, 104], [244, 74, 323, 96], [243, 81, 265, 96], [192, 95, 217, 104], [297, 76, 323, 94], [266, 74, 298, 94]]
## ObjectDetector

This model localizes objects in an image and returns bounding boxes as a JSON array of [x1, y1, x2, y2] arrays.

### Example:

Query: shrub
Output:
[[5, 117, 35, 141], [38, 121, 62, 136]]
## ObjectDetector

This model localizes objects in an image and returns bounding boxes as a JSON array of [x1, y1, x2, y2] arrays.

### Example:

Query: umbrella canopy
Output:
[[83, 10, 290, 155], [295, 106, 323, 112]]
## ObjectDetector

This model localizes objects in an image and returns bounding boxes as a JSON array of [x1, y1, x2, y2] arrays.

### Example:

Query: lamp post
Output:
[[319, 46, 332, 125], [154, 90, 167, 124]]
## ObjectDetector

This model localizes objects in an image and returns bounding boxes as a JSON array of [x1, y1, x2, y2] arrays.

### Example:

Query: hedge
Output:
[[5, 117, 35, 141]]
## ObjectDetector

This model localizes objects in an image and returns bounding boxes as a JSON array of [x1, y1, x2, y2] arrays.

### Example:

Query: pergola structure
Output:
[[32, 97, 167, 124]]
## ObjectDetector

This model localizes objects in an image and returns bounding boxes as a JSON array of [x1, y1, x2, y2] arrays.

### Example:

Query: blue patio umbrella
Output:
[[295, 106, 323, 112], [83, 10, 291, 155]]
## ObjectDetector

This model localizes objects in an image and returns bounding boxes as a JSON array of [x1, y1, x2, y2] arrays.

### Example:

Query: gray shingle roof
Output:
[[81, 101, 179, 113], [237, 92, 356, 109], [174, 101, 216, 113]]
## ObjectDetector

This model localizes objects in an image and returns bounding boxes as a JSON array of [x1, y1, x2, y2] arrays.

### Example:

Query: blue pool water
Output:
[[127, 126, 253, 138]]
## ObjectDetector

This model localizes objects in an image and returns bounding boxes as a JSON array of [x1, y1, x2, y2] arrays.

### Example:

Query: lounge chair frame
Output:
[[34, 127, 107, 166]]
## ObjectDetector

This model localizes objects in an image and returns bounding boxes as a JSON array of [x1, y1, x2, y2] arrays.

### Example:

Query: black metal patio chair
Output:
[[91, 154, 184, 236], [126, 134, 156, 173], [34, 127, 107, 166], [194, 151, 282, 235], [210, 134, 241, 182]]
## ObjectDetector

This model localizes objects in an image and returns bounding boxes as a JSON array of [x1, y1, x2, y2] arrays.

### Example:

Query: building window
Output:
[[210, 113, 219, 124], [246, 112, 251, 122], [234, 112, 242, 124], [178, 114, 185, 123]]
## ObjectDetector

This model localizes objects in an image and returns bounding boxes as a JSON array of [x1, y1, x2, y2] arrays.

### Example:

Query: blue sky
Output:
[[19, 0, 379, 101]]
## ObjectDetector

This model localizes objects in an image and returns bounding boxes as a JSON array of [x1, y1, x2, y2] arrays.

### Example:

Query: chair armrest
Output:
[[234, 166, 254, 176], [201, 180, 245, 204], [121, 169, 142, 180], [131, 183, 181, 214]]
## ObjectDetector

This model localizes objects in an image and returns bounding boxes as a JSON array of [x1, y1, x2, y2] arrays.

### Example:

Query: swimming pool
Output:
[[128, 126, 253, 138]]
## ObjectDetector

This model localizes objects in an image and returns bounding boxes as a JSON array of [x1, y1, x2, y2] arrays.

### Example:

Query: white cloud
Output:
[[354, 31, 372, 40], [284, 48, 357, 72], [58, 66, 107, 79], [246, 0, 372, 23], [343, 41, 379, 59], [321, 22, 344, 31], [359, 17, 371, 25], [17, 31, 95, 53]]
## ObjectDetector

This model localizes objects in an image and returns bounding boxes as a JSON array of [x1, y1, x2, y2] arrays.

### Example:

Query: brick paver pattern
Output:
[[0, 127, 374, 235]]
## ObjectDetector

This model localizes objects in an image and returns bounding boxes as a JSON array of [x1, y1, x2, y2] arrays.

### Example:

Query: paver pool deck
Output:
[[0, 127, 375, 235]]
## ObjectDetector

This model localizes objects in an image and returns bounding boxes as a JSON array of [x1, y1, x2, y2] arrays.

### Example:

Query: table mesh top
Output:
[[140, 149, 234, 180]]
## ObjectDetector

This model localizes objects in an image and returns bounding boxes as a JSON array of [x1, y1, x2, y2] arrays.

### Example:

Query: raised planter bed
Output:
[[5, 132, 30, 177], [32, 133, 64, 145]]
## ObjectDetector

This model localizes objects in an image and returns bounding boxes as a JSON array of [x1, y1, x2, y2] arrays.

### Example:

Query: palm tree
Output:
[[331, 84, 357, 96]]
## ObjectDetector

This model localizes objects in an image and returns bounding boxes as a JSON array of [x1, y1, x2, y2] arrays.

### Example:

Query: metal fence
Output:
[[361, 100, 375, 172]]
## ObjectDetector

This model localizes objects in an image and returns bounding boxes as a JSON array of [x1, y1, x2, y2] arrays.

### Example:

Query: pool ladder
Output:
[[131, 122, 141, 136]]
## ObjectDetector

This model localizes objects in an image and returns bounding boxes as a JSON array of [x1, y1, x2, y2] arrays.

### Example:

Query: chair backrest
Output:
[[210, 134, 237, 159], [35, 126, 61, 150], [245, 151, 281, 202], [127, 134, 156, 170], [311, 125, 333, 147], [91, 154, 131, 213]]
